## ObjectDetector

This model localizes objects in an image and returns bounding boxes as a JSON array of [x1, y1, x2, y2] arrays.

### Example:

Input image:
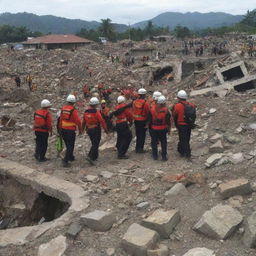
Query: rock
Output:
[[164, 183, 188, 197], [209, 182, 217, 189], [251, 182, 256, 192], [228, 152, 244, 164], [219, 178, 252, 199], [243, 211, 256, 248], [224, 135, 241, 144], [193, 204, 243, 240], [38, 235, 67, 256], [147, 244, 169, 256], [106, 248, 115, 256], [209, 108, 217, 114], [182, 247, 215, 256], [81, 210, 115, 232], [119, 169, 129, 174], [86, 175, 99, 183], [191, 143, 209, 157], [121, 223, 160, 256], [205, 154, 224, 168], [66, 222, 82, 239], [209, 140, 224, 153], [137, 202, 150, 209], [248, 123, 256, 130], [100, 171, 114, 179], [209, 133, 223, 143], [228, 196, 243, 209], [141, 209, 180, 238]]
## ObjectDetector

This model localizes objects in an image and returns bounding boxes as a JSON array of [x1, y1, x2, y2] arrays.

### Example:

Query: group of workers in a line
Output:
[[33, 88, 196, 167]]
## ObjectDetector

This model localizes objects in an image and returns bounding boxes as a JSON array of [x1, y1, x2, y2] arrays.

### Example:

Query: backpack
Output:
[[181, 102, 196, 128]]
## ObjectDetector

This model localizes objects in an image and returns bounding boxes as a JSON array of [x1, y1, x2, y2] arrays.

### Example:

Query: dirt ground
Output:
[[1, 41, 256, 256]]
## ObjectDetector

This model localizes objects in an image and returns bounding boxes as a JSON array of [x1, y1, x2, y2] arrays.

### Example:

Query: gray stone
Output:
[[66, 222, 82, 239], [164, 183, 188, 197], [209, 108, 217, 114], [209, 140, 224, 153], [38, 235, 67, 256], [244, 211, 256, 248], [141, 209, 180, 238], [224, 135, 241, 144], [137, 202, 150, 209], [205, 154, 224, 168], [121, 223, 160, 256], [86, 175, 99, 183], [219, 179, 252, 199], [100, 171, 114, 179], [81, 210, 115, 232], [147, 244, 169, 256], [209, 133, 223, 143], [228, 153, 244, 164], [248, 123, 256, 130], [106, 248, 115, 256], [182, 247, 215, 256], [193, 204, 243, 240]]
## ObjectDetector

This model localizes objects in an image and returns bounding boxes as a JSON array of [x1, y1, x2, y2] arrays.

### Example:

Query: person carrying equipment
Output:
[[60, 94, 82, 167], [83, 97, 108, 164], [149, 96, 171, 161], [33, 99, 52, 162], [172, 90, 196, 159], [132, 88, 150, 153], [114, 96, 133, 159]]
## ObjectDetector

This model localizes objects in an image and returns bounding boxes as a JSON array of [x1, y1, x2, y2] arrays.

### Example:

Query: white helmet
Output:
[[157, 95, 166, 104], [177, 90, 188, 100], [66, 94, 76, 103], [89, 97, 99, 105], [138, 88, 147, 95], [41, 99, 51, 108], [153, 91, 162, 100], [117, 96, 125, 103]]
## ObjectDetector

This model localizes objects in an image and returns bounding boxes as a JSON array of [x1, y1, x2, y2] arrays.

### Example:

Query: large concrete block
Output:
[[141, 209, 180, 238], [219, 178, 252, 199], [209, 140, 224, 153], [81, 210, 115, 232], [193, 204, 243, 240], [121, 223, 160, 256], [243, 211, 256, 248], [164, 183, 188, 197], [182, 247, 215, 256]]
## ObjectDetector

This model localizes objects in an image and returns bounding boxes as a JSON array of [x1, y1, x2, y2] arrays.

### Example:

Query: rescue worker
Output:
[[132, 88, 150, 153], [15, 75, 21, 87], [83, 97, 108, 164], [149, 95, 171, 161], [149, 91, 162, 109], [26, 74, 33, 91], [83, 84, 89, 99], [172, 90, 196, 159], [115, 96, 133, 159], [33, 99, 52, 162], [60, 94, 82, 167], [100, 100, 110, 118]]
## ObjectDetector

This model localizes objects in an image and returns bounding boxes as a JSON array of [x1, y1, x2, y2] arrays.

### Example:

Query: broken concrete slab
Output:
[[228, 152, 244, 164], [193, 204, 243, 240], [38, 235, 67, 256], [182, 247, 215, 256], [81, 210, 115, 232], [205, 153, 224, 168], [121, 223, 159, 256], [219, 178, 252, 199], [209, 133, 223, 143], [66, 222, 82, 239], [243, 211, 256, 248], [147, 244, 169, 256], [141, 209, 181, 238], [209, 140, 224, 153], [164, 183, 188, 197]]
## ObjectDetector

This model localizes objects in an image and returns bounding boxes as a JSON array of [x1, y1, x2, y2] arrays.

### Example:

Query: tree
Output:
[[98, 18, 116, 41], [174, 25, 191, 39], [241, 9, 256, 26], [145, 20, 154, 38]]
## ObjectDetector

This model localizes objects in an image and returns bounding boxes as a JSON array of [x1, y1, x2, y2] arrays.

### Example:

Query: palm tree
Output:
[[99, 18, 116, 41]]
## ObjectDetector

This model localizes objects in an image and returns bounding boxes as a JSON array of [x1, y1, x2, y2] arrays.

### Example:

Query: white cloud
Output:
[[0, 0, 255, 24]]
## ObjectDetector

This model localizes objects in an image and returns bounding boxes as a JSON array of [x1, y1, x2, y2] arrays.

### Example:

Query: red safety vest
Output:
[[34, 109, 49, 132], [84, 108, 100, 129], [151, 106, 168, 130], [133, 99, 146, 121], [60, 105, 76, 129]]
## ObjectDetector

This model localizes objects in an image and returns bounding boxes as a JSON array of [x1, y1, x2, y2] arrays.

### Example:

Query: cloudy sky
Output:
[[0, 0, 255, 24]]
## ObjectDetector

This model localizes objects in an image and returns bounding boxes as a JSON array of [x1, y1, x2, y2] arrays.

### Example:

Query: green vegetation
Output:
[[0, 24, 42, 44]]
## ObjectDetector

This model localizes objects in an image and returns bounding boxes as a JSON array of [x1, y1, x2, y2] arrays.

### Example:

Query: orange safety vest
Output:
[[61, 105, 76, 128], [151, 106, 168, 130], [133, 99, 146, 121], [34, 109, 49, 132], [115, 104, 128, 124], [84, 108, 99, 129]]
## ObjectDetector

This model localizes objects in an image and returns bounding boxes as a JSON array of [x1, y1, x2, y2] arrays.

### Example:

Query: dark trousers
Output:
[[135, 120, 147, 152], [61, 129, 76, 163], [35, 131, 49, 160], [116, 122, 132, 157], [151, 129, 167, 159], [177, 125, 192, 157], [87, 126, 101, 161]]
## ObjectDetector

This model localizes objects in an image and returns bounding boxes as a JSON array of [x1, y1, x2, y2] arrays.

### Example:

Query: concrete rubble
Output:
[[182, 247, 215, 256], [193, 204, 243, 240], [243, 211, 256, 248]]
